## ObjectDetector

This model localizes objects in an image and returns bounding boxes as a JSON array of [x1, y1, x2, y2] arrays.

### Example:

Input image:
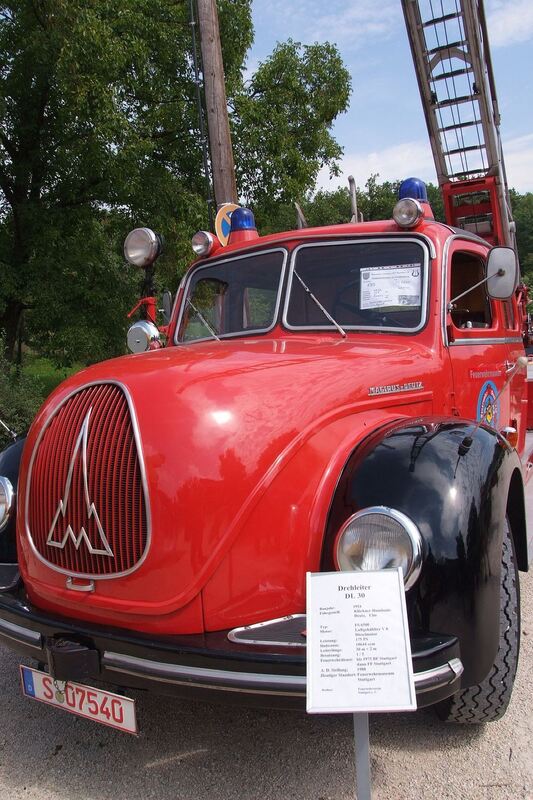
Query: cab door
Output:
[[445, 240, 524, 438]]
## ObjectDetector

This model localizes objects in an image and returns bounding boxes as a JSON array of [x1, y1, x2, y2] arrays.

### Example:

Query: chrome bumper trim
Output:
[[102, 651, 306, 697], [414, 658, 464, 694], [0, 617, 42, 650], [102, 651, 464, 698], [227, 613, 307, 647]]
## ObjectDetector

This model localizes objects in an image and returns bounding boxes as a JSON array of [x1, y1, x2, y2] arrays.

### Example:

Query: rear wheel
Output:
[[436, 517, 520, 723]]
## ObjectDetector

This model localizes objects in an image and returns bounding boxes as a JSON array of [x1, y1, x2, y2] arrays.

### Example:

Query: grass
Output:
[[22, 354, 82, 399]]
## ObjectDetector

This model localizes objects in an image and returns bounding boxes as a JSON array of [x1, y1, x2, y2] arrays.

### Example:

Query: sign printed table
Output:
[[306, 569, 416, 714]]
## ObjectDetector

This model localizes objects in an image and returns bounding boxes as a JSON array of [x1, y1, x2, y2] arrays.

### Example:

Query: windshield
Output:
[[284, 240, 428, 332], [177, 249, 286, 343]]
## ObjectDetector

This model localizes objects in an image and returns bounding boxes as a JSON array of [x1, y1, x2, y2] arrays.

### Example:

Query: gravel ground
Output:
[[0, 568, 530, 800]]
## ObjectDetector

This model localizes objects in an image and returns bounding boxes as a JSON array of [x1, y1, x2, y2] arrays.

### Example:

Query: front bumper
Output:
[[0, 586, 463, 709]]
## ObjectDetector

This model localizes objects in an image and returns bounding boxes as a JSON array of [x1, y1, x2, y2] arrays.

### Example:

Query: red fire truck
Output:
[[0, 0, 529, 732]]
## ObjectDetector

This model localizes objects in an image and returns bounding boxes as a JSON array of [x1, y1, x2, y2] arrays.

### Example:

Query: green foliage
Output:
[[0, 1, 351, 366], [232, 39, 351, 211], [0, 337, 44, 448], [22, 352, 79, 398], [257, 175, 446, 233], [0, 0, 208, 363], [511, 190, 533, 278]]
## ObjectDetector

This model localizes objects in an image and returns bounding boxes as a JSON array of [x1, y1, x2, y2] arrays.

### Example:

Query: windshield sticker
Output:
[[477, 380, 499, 428], [360, 264, 422, 310]]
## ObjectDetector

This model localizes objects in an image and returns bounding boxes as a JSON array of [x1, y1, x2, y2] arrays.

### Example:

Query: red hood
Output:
[[19, 335, 435, 631]]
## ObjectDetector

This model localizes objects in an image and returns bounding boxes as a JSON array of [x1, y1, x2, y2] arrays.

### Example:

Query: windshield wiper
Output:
[[186, 299, 221, 341], [293, 270, 347, 338]]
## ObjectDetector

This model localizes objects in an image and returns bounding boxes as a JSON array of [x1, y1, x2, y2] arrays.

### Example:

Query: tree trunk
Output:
[[0, 301, 24, 362]]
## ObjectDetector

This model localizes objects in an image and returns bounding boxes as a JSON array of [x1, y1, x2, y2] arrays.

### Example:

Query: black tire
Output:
[[436, 517, 520, 723]]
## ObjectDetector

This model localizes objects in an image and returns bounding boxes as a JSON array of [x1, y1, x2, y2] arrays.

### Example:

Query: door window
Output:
[[449, 251, 492, 330]]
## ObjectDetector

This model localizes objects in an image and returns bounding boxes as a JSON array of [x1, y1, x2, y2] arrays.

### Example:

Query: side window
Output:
[[449, 252, 492, 329], [243, 287, 277, 329]]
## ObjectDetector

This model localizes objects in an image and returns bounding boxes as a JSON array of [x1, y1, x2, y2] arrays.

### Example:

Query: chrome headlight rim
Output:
[[192, 230, 216, 257], [124, 227, 161, 268], [127, 320, 161, 354], [0, 476, 15, 533], [393, 197, 424, 228], [334, 505, 424, 591]]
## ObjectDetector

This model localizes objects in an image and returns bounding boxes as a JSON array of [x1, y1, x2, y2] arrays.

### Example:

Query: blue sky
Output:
[[248, 0, 533, 194]]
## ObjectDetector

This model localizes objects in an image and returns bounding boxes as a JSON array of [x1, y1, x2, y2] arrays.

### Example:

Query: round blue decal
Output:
[[476, 380, 499, 428]]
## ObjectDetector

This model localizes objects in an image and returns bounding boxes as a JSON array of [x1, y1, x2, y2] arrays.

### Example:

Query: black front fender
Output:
[[322, 418, 523, 689], [0, 437, 26, 562]]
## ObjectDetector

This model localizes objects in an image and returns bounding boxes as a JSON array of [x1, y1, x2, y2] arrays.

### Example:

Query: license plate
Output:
[[20, 665, 137, 734]]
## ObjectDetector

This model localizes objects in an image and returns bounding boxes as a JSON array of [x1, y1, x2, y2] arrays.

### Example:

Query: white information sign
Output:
[[306, 569, 416, 714], [360, 264, 421, 310]]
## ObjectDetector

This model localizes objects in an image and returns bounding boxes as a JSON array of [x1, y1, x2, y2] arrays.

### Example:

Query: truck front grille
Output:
[[26, 383, 149, 578]]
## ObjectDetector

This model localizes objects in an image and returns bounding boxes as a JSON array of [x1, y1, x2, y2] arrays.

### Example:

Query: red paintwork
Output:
[[127, 296, 158, 325], [227, 227, 259, 246], [16, 214, 527, 634], [528, 380, 533, 429], [442, 177, 504, 247]]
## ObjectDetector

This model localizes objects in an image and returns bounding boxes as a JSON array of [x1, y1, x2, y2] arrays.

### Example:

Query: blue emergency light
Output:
[[230, 207, 256, 231], [399, 178, 428, 201]]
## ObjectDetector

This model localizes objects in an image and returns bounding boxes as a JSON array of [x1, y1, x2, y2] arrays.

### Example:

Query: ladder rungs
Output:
[[432, 67, 473, 82], [423, 12, 463, 27], [450, 168, 489, 178], [444, 145, 485, 156], [428, 40, 468, 55], [438, 119, 482, 132], [433, 94, 478, 108]]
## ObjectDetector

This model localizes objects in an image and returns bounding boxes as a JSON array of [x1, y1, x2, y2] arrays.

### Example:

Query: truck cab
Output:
[[0, 180, 528, 726]]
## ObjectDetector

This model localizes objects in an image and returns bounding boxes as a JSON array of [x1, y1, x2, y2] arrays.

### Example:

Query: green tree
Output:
[[0, 0, 207, 363], [257, 175, 446, 234], [0, 1, 350, 365], [511, 190, 533, 276], [0, 335, 43, 447], [232, 40, 350, 213]]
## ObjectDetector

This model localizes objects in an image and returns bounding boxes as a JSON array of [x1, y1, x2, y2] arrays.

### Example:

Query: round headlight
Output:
[[334, 506, 423, 590], [127, 320, 161, 353], [393, 198, 424, 228], [0, 476, 14, 532], [192, 230, 215, 257], [124, 228, 161, 268]]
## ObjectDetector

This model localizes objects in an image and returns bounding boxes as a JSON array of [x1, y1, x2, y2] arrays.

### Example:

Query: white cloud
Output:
[[305, 1, 400, 48], [254, 0, 400, 50], [486, 0, 533, 47], [502, 133, 533, 192], [316, 133, 533, 195], [316, 140, 437, 192]]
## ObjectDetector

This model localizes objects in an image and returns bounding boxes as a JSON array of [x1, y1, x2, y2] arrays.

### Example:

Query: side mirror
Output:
[[486, 247, 519, 300], [161, 290, 173, 325]]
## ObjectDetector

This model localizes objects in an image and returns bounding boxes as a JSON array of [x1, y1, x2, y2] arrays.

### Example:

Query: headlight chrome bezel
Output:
[[124, 227, 161, 268], [393, 197, 424, 228], [126, 320, 161, 353], [191, 230, 216, 257], [334, 505, 424, 591], [0, 476, 15, 533]]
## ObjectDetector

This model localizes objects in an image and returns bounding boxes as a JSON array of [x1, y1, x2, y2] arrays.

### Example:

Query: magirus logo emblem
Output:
[[47, 408, 114, 557]]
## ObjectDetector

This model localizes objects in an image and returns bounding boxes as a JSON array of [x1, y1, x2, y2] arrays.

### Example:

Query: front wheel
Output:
[[436, 517, 520, 723]]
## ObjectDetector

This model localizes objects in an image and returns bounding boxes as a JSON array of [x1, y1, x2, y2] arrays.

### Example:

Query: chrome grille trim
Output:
[[24, 380, 152, 581]]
